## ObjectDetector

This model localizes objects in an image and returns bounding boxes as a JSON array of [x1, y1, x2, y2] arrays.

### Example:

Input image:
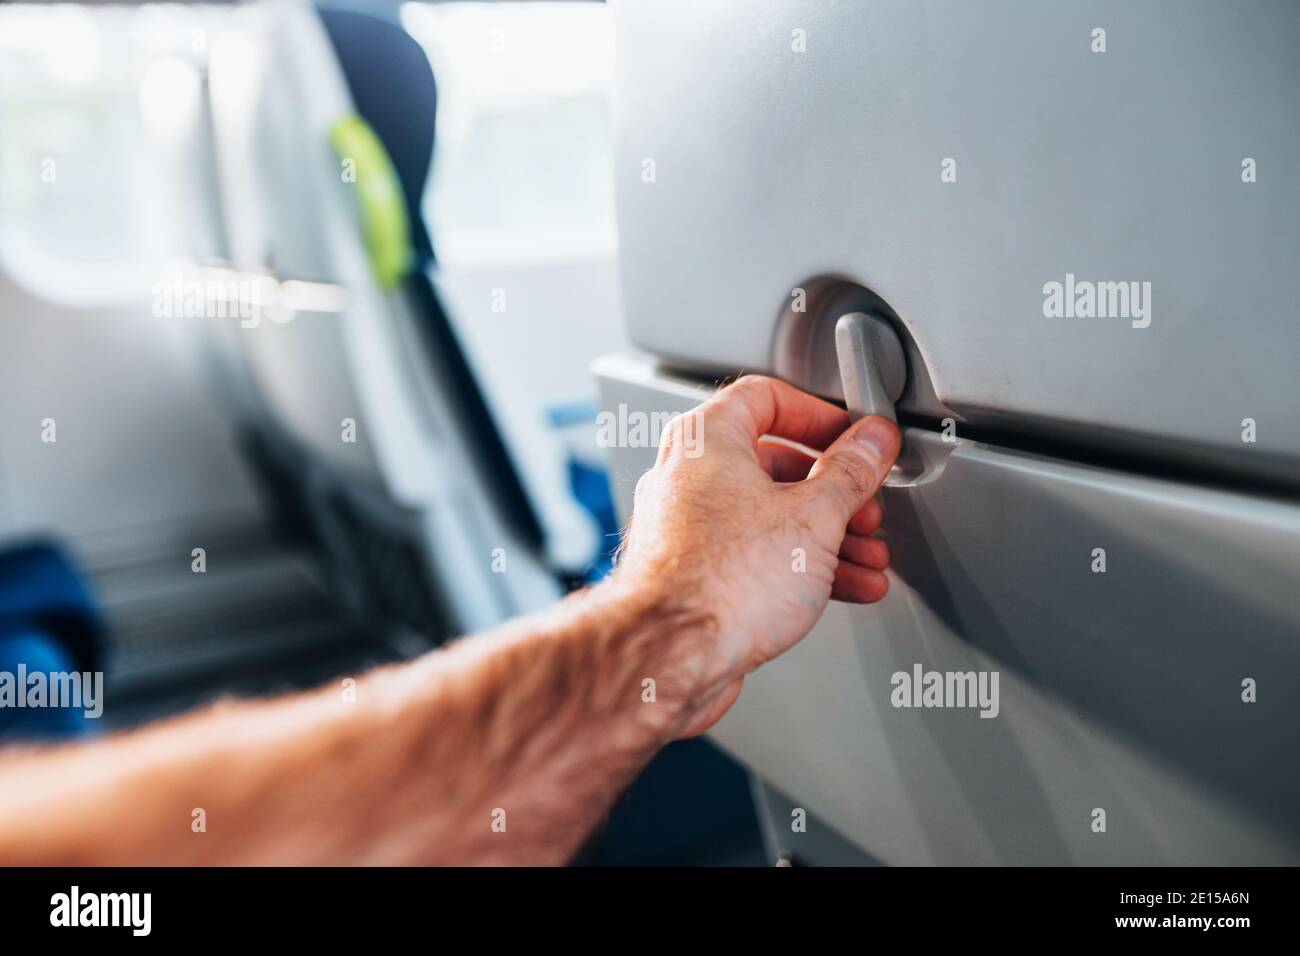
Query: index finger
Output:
[[704, 375, 850, 451]]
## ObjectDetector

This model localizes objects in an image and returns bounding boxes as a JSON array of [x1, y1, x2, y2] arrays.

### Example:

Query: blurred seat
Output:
[[0, 540, 104, 740], [202, 0, 573, 638]]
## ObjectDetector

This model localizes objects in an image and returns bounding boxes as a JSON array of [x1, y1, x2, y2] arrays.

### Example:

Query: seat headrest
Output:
[[318, 6, 437, 260]]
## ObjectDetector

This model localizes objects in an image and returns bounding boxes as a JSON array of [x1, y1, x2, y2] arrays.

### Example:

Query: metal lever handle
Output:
[[834, 312, 906, 423]]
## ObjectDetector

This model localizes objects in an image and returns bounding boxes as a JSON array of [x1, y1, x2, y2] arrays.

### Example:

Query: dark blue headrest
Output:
[[318, 5, 437, 260]]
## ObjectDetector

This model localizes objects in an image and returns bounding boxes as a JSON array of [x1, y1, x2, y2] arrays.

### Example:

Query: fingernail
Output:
[[853, 417, 896, 461]]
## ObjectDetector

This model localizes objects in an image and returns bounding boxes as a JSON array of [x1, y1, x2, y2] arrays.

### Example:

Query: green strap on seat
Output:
[[328, 114, 413, 289]]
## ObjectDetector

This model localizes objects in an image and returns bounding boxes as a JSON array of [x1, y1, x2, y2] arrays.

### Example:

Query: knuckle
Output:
[[633, 470, 653, 499], [660, 412, 689, 445], [728, 373, 768, 392], [656, 410, 705, 461], [825, 453, 874, 500], [716, 374, 768, 408]]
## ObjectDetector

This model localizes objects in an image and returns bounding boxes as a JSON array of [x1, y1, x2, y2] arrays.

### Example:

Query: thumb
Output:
[[803, 416, 901, 521]]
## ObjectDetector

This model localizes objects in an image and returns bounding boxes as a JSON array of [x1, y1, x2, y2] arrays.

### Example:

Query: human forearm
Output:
[[0, 376, 900, 866], [391, 576, 715, 864], [0, 578, 711, 865]]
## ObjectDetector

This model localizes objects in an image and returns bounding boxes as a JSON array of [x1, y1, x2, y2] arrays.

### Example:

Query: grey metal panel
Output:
[[752, 779, 882, 867], [594, 354, 1300, 864], [612, 0, 1300, 474]]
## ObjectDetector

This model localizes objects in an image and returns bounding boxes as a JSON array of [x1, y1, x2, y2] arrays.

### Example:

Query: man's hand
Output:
[[615, 375, 902, 739], [0, 376, 899, 866]]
